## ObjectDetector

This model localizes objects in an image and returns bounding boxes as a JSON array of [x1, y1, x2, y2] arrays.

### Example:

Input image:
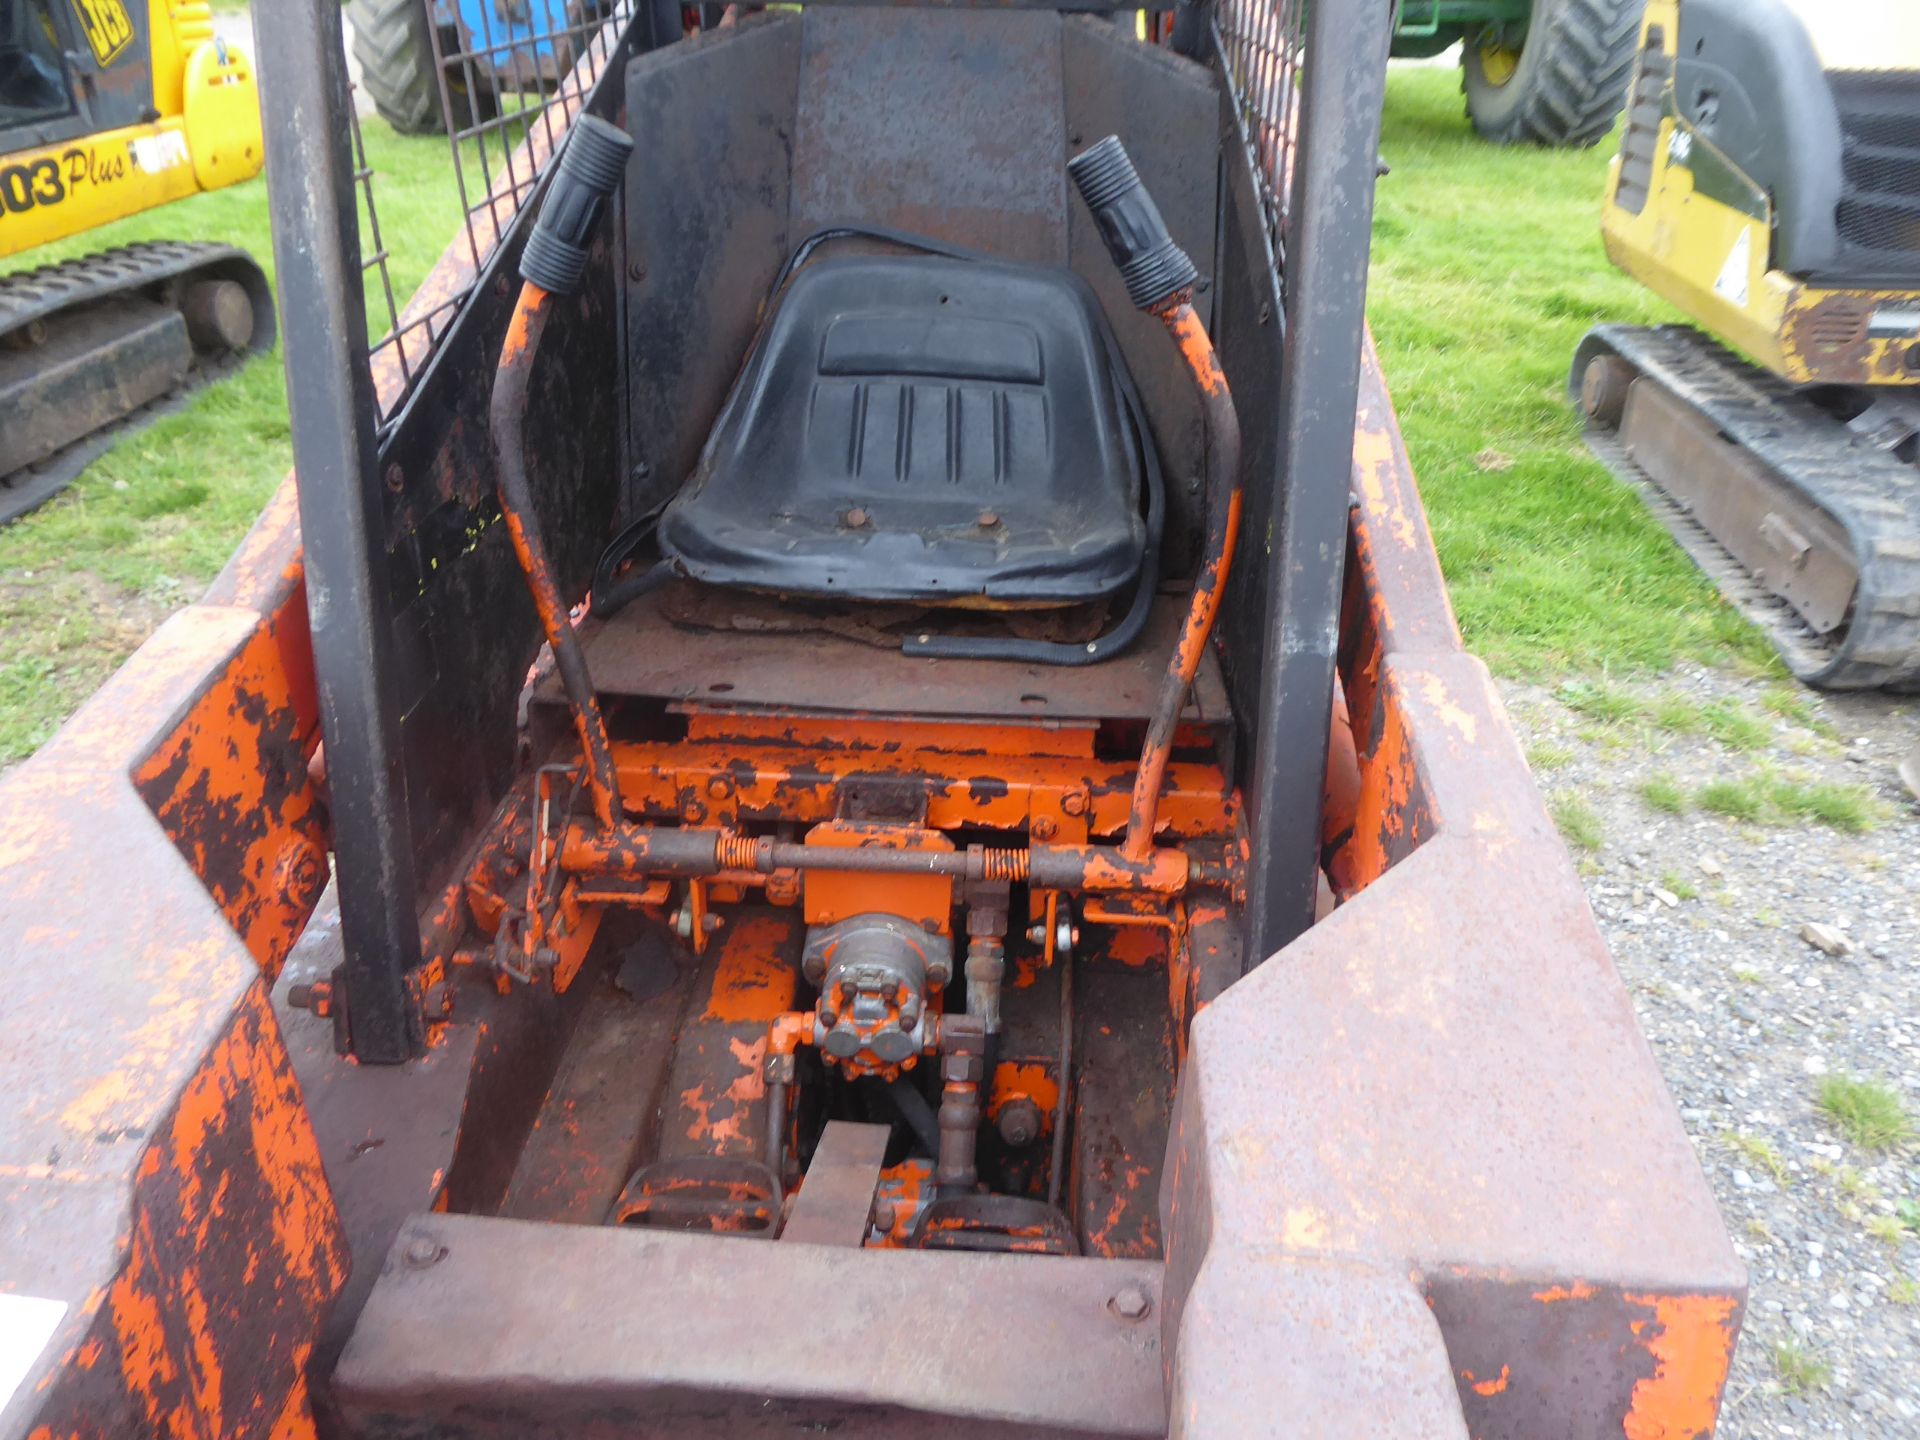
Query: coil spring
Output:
[[979, 848, 1030, 882], [715, 833, 761, 871]]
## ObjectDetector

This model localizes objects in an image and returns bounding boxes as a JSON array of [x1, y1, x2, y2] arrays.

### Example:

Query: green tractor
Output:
[[1392, 0, 1645, 147]]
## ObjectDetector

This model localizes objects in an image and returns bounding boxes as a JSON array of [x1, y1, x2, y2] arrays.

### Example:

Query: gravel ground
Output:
[[1500, 667, 1920, 1437]]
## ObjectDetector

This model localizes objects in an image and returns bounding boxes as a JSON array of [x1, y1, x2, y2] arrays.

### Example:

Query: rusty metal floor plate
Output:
[[335, 1212, 1166, 1438], [556, 588, 1231, 725], [496, 952, 695, 1226]]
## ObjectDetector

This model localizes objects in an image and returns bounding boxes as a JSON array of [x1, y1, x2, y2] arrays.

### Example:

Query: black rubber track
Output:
[[0, 243, 275, 527], [1462, 0, 1645, 149], [1574, 324, 1920, 693]]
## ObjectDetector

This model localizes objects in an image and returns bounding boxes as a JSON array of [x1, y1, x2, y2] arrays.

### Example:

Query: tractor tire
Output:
[[349, 0, 445, 136], [1461, 0, 1644, 149]]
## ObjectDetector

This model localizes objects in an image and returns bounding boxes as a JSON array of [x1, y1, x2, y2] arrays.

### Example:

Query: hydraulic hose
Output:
[[1068, 136, 1245, 861], [1125, 302, 1241, 860], [489, 114, 635, 830]]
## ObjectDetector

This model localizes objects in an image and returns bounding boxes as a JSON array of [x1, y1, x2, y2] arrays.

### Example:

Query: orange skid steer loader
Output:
[[0, 1, 1743, 1435]]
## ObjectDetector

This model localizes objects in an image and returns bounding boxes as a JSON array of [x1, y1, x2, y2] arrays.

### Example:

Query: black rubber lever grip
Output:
[[520, 115, 636, 297], [1067, 135, 1199, 313]]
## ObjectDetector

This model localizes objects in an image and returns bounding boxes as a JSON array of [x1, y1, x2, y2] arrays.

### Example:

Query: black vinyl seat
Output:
[[657, 253, 1146, 606]]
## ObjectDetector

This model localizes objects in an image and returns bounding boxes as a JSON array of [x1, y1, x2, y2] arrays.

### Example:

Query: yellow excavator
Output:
[[1574, 0, 1920, 690], [0, 0, 274, 525]]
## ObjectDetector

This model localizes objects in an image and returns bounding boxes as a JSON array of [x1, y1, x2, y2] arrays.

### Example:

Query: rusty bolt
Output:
[[384, 462, 404, 493], [628, 260, 647, 282], [404, 1236, 445, 1269], [1032, 815, 1058, 842], [275, 842, 327, 907], [1061, 791, 1087, 817], [1108, 1285, 1151, 1321], [871, 1197, 896, 1233], [287, 979, 333, 1017], [707, 775, 733, 799], [997, 1098, 1042, 1148], [844, 507, 870, 529], [977, 509, 999, 528]]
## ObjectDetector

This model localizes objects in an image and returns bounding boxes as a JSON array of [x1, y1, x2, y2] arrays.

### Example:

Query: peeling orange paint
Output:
[[131, 588, 328, 977], [1464, 1363, 1511, 1397], [1532, 1281, 1599, 1304], [1621, 1292, 1739, 1440], [702, 915, 801, 1023]]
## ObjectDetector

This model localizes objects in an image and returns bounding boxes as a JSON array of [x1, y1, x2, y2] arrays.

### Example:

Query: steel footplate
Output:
[[0, 243, 275, 527], [1574, 323, 1920, 691]]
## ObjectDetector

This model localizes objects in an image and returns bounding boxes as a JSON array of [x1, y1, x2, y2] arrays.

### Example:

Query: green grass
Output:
[[1658, 869, 1697, 901], [1696, 778, 1767, 824], [1648, 694, 1703, 734], [1866, 1214, 1909, 1247], [1639, 775, 1687, 815], [1370, 68, 1772, 678], [1771, 1338, 1832, 1396], [1552, 684, 1769, 754], [1527, 742, 1574, 772], [1890, 1275, 1920, 1307], [1548, 793, 1604, 853], [1693, 772, 1882, 833], [1699, 701, 1770, 751], [1725, 1131, 1791, 1188], [1817, 1075, 1913, 1152], [1759, 685, 1826, 731], [1557, 679, 1642, 724], [1766, 778, 1881, 832], [0, 120, 460, 765]]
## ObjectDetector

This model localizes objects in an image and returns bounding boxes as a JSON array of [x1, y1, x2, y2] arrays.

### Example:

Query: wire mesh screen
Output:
[[1214, 0, 1306, 283], [352, 0, 642, 423]]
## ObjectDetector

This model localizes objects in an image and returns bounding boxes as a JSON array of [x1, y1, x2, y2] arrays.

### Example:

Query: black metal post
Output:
[[1169, 0, 1213, 59], [255, 0, 424, 1061], [1244, 1, 1391, 961]]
